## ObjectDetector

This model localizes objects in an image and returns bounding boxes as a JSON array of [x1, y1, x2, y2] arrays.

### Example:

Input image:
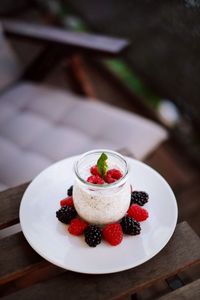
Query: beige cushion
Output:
[[0, 82, 168, 190]]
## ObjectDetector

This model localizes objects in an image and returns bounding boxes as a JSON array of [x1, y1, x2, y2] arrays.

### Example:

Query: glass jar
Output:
[[73, 149, 130, 225]]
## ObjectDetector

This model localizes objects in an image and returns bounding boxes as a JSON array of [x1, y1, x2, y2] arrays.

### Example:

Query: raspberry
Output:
[[127, 204, 149, 222], [104, 174, 116, 183], [131, 191, 149, 206], [87, 175, 104, 184], [107, 169, 123, 180], [84, 225, 102, 247], [60, 196, 74, 207], [120, 216, 141, 235], [103, 223, 123, 246], [104, 169, 123, 183], [67, 185, 73, 196], [68, 218, 88, 236], [90, 165, 100, 176], [56, 206, 77, 224]]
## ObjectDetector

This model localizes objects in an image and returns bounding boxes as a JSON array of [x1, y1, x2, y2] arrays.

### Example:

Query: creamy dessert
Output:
[[56, 149, 149, 247], [73, 150, 131, 225]]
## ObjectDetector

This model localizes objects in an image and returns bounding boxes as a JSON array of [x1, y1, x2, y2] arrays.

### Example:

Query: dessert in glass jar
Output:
[[73, 149, 131, 225]]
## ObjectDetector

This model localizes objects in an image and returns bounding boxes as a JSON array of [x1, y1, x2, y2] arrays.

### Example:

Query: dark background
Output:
[[66, 0, 200, 126], [1, 0, 200, 127]]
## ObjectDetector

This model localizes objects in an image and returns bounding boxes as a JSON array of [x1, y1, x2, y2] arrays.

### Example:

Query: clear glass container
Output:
[[73, 149, 130, 225]]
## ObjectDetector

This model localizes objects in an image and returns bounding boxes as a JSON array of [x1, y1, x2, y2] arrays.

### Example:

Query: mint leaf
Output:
[[97, 152, 108, 178]]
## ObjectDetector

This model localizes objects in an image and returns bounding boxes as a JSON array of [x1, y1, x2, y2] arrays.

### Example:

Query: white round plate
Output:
[[20, 156, 178, 274]]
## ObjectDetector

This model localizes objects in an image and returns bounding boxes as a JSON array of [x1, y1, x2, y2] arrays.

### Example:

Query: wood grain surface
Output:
[[1, 222, 200, 299], [0, 183, 29, 230], [0, 232, 44, 285], [157, 278, 200, 300]]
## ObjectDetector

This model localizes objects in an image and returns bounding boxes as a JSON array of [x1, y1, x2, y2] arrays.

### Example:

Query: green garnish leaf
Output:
[[97, 152, 108, 178]]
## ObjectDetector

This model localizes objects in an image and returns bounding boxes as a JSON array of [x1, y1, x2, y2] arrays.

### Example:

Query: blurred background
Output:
[[0, 0, 200, 222], [1, 0, 200, 162], [0, 0, 200, 297], [0, 0, 200, 209]]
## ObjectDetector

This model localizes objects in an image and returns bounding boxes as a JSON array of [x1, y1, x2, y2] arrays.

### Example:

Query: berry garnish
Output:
[[131, 191, 149, 206], [56, 206, 77, 224], [97, 152, 108, 178], [60, 196, 74, 207], [107, 169, 123, 180], [127, 204, 149, 222], [103, 223, 123, 246], [84, 225, 102, 247], [68, 218, 88, 236], [120, 216, 141, 235], [87, 175, 104, 184], [104, 169, 123, 183], [104, 173, 117, 183], [67, 185, 73, 196], [90, 165, 100, 176]]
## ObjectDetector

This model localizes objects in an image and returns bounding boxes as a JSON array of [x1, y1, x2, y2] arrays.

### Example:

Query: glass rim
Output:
[[74, 149, 129, 189]]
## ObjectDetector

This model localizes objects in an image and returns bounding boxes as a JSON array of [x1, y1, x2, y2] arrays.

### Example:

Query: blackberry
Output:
[[84, 225, 102, 247], [131, 191, 149, 206], [67, 185, 73, 196], [120, 216, 141, 235], [56, 206, 77, 224]]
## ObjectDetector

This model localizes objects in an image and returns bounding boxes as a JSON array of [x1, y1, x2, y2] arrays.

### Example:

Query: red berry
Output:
[[127, 204, 149, 222], [104, 169, 123, 184], [87, 175, 104, 184], [96, 176, 104, 184], [104, 174, 117, 183], [87, 175, 96, 183], [68, 218, 88, 236], [107, 169, 123, 180], [90, 165, 100, 176], [102, 223, 123, 246], [60, 196, 74, 207]]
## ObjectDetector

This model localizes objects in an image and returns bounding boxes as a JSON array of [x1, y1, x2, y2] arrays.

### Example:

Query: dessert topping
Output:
[[87, 175, 104, 184], [97, 152, 108, 178]]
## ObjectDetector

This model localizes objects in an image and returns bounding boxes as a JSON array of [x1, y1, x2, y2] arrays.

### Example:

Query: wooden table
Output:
[[1, 157, 200, 299]]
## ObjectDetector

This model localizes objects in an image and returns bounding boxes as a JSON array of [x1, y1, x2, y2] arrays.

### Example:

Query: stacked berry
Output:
[[118, 189, 149, 237], [87, 166, 123, 184], [86, 152, 123, 185], [56, 185, 76, 224]]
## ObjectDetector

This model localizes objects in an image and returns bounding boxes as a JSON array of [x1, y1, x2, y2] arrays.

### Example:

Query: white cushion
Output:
[[0, 82, 168, 190], [29, 125, 93, 160], [0, 112, 51, 148]]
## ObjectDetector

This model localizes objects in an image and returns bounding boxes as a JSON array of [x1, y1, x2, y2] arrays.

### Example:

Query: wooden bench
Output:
[[157, 279, 200, 300], [1, 170, 200, 299]]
